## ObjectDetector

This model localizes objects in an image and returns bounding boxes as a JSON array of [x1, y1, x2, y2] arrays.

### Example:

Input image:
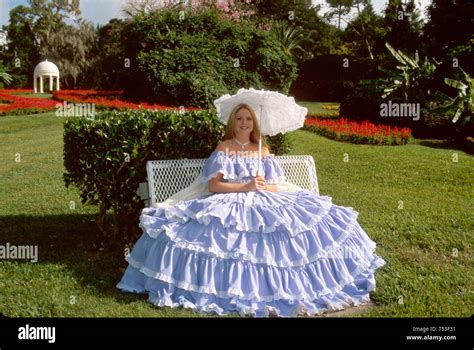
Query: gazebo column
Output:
[[56, 76, 60, 90], [33, 76, 37, 93], [39, 76, 44, 94], [49, 75, 53, 92]]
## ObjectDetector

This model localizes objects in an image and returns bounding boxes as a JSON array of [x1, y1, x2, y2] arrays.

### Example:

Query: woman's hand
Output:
[[245, 175, 267, 191]]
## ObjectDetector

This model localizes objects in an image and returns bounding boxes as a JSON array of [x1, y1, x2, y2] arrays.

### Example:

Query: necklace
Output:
[[233, 138, 250, 150]]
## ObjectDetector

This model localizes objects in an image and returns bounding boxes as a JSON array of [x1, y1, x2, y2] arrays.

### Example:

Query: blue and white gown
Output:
[[117, 151, 385, 317]]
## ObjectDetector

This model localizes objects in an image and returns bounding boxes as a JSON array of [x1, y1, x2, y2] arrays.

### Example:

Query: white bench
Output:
[[143, 156, 318, 207]]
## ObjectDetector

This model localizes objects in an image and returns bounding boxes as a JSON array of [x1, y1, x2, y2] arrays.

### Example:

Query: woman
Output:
[[117, 103, 385, 317]]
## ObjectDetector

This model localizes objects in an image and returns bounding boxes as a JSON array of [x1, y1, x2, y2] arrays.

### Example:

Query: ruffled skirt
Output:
[[117, 190, 385, 317]]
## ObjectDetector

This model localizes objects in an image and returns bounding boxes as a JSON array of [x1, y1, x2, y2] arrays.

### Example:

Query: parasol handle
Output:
[[258, 104, 263, 176]]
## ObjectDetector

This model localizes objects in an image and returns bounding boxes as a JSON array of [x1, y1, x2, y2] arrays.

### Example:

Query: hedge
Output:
[[63, 109, 224, 243]]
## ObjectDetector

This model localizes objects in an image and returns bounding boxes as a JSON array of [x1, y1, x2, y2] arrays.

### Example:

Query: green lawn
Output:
[[291, 131, 473, 317], [0, 112, 472, 317]]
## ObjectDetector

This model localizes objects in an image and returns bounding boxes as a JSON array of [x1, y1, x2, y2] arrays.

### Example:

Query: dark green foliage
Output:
[[291, 55, 379, 101], [131, 8, 297, 108], [253, 0, 330, 54], [380, 0, 423, 53], [267, 133, 292, 155], [91, 18, 149, 95], [339, 83, 384, 122], [340, 43, 467, 139], [423, 0, 474, 75], [3, 6, 41, 88]]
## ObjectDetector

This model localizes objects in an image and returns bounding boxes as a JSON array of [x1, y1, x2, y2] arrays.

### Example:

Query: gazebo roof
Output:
[[34, 60, 59, 76]]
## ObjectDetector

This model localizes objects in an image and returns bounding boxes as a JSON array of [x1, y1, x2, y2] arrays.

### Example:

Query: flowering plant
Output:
[[304, 117, 413, 145]]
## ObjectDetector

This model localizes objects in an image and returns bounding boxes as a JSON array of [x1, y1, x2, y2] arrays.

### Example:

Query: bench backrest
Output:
[[146, 155, 318, 206]]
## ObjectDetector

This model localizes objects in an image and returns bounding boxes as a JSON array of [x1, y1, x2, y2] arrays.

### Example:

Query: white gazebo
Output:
[[33, 60, 60, 93]]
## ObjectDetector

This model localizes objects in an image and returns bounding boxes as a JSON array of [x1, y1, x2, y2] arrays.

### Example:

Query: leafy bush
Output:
[[7, 73, 29, 88], [63, 109, 224, 243], [435, 68, 473, 142], [342, 44, 473, 139], [464, 136, 474, 154], [339, 83, 383, 121], [339, 85, 456, 139], [374, 43, 439, 105], [267, 133, 292, 155], [0, 61, 13, 86], [132, 8, 297, 108], [290, 55, 379, 102]]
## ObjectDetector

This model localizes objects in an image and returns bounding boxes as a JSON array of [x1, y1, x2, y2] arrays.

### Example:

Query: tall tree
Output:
[[92, 19, 127, 89], [26, 0, 81, 55], [253, 0, 335, 56], [4, 6, 41, 87], [122, 0, 170, 16], [270, 20, 314, 62], [46, 19, 98, 87], [423, 0, 474, 73], [381, 0, 423, 53], [325, 0, 353, 29], [344, 2, 385, 59], [4, 0, 81, 87]]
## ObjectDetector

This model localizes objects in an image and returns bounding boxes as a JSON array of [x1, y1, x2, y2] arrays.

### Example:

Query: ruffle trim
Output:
[[119, 280, 373, 317], [200, 151, 285, 184], [122, 243, 386, 302], [141, 191, 332, 235], [137, 206, 368, 268]]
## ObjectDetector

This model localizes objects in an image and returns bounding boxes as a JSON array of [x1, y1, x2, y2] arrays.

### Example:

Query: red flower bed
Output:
[[53, 90, 199, 111], [0, 88, 33, 94], [0, 89, 200, 115], [0, 89, 58, 115], [304, 117, 413, 145], [53, 90, 123, 99]]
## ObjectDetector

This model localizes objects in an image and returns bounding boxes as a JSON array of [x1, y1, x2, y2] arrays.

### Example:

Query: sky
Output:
[[0, 0, 432, 28]]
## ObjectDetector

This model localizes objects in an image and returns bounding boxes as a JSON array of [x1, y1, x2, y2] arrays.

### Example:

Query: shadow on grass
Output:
[[0, 214, 378, 318], [0, 213, 144, 305], [417, 139, 462, 151]]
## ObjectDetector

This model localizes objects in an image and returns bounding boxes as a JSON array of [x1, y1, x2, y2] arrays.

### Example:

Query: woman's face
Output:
[[234, 108, 254, 137]]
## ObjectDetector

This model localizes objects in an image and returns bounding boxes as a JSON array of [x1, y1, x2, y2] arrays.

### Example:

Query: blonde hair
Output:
[[223, 103, 270, 150]]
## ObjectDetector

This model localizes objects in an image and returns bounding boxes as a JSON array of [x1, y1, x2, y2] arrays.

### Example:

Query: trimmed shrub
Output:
[[63, 109, 224, 243]]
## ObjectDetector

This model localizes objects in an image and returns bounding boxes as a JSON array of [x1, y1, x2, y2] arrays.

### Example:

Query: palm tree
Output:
[[270, 20, 312, 60], [0, 62, 13, 86]]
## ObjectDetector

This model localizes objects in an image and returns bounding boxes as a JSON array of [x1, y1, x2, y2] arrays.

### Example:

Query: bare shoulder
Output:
[[262, 145, 271, 157], [215, 140, 231, 152]]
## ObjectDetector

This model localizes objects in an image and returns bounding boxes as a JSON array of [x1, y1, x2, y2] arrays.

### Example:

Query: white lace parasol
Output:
[[214, 88, 308, 174], [213, 88, 307, 137]]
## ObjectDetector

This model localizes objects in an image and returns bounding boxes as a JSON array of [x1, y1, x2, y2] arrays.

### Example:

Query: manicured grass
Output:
[[290, 131, 473, 317], [0, 112, 472, 317], [0, 113, 203, 317], [297, 101, 340, 117]]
